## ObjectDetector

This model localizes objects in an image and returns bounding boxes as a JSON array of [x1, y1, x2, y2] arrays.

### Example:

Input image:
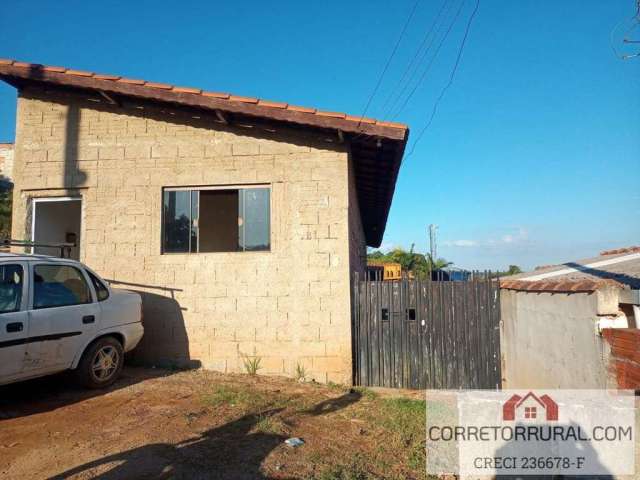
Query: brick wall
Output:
[[602, 328, 640, 389], [11, 86, 365, 383]]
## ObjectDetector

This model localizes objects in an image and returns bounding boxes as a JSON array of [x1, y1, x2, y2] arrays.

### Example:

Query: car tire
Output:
[[75, 336, 124, 389]]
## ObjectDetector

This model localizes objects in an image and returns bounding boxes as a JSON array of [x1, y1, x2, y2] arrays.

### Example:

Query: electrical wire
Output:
[[378, 0, 450, 118], [610, 0, 640, 59], [357, 0, 421, 125], [388, 0, 467, 120], [406, 0, 480, 159]]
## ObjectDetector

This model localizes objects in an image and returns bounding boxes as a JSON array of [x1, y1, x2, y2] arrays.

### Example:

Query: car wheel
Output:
[[76, 337, 124, 389]]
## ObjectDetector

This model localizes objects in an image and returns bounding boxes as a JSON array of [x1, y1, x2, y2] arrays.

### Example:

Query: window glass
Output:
[[87, 270, 109, 301], [33, 265, 91, 309], [190, 190, 199, 253], [0, 264, 23, 313], [163, 190, 191, 253], [162, 187, 270, 254], [199, 190, 239, 253], [239, 188, 270, 251]]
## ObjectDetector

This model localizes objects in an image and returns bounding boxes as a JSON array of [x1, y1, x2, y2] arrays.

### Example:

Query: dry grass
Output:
[[0, 367, 429, 479]]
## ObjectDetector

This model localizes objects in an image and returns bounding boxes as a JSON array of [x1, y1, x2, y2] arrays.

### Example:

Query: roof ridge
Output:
[[0, 58, 408, 131]]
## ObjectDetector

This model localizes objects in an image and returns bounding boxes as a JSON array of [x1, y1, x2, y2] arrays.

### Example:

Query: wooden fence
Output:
[[352, 273, 502, 390]]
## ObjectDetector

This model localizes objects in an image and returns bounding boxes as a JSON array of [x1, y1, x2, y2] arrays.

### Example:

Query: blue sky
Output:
[[0, 0, 638, 270]]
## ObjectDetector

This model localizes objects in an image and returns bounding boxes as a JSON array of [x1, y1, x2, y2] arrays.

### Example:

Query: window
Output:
[[0, 264, 23, 313], [162, 187, 270, 253], [87, 270, 109, 301], [33, 265, 91, 309], [524, 407, 537, 419]]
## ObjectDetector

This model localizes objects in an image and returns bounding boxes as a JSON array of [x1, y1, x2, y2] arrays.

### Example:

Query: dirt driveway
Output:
[[0, 367, 427, 480]]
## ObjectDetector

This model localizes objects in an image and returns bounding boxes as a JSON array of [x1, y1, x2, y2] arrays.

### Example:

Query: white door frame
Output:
[[31, 197, 82, 254]]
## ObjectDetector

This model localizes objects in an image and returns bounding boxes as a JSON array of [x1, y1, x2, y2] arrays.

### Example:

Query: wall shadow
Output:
[[304, 389, 362, 416], [105, 279, 199, 369], [47, 391, 363, 479], [0, 366, 177, 421], [563, 262, 640, 289]]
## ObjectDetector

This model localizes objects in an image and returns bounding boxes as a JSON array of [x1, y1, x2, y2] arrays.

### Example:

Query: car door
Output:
[[0, 261, 29, 382], [24, 262, 100, 374]]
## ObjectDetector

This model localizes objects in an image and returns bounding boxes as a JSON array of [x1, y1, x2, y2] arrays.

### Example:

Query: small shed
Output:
[[500, 246, 640, 389]]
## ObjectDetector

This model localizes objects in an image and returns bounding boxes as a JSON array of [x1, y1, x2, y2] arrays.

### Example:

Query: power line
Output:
[[378, 0, 450, 118], [388, 0, 467, 120], [406, 0, 480, 159], [357, 0, 421, 125], [610, 0, 640, 59]]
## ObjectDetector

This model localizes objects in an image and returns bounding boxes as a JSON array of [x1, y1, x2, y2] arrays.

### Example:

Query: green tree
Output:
[[367, 244, 453, 279], [506, 265, 522, 275], [0, 178, 12, 239]]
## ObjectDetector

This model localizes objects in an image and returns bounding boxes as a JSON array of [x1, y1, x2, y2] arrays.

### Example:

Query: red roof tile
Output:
[[118, 77, 146, 85], [202, 91, 230, 99], [145, 82, 173, 90], [173, 86, 201, 94], [258, 100, 288, 109], [0, 57, 407, 132], [43, 66, 67, 73], [229, 95, 259, 104], [499, 278, 622, 293], [600, 246, 640, 256]]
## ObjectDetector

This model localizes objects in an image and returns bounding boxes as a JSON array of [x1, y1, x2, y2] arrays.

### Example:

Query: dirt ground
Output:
[[0, 367, 427, 480]]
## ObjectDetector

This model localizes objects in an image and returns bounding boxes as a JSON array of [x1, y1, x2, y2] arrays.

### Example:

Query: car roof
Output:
[[0, 252, 82, 264]]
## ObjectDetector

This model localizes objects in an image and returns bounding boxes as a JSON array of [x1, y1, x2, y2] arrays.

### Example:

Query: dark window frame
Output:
[[32, 264, 93, 310], [87, 270, 110, 302], [161, 185, 271, 255], [0, 263, 24, 314]]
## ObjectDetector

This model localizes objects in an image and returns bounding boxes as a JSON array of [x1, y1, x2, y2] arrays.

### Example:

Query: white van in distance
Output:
[[0, 253, 143, 388]]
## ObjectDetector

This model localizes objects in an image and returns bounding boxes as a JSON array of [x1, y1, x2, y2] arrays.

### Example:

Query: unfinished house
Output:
[[0, 59, 408, 383]]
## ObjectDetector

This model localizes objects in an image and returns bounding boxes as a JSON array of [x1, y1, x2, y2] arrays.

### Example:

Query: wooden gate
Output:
[[352, 273, 502, 390]]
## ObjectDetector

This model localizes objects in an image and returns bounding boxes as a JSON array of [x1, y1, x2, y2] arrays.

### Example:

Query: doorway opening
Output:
[[32, 198, 82, 259]]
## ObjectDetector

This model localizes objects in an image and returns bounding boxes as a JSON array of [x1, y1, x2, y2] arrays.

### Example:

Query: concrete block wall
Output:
[[11, 87, 365, 384]]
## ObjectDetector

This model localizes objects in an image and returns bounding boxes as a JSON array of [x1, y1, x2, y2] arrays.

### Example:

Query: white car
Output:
[[0, 253, 143, 388]]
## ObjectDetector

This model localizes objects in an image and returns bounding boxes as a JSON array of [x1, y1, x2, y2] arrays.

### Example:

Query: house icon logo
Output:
[[503, 392, 559, 421]]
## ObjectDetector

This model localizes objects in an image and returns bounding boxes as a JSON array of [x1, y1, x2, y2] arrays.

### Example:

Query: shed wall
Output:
[[500, 289, 608, 388]]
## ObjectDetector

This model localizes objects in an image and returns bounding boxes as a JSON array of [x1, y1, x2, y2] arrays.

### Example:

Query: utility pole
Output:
[[429, 224, 438, 260]]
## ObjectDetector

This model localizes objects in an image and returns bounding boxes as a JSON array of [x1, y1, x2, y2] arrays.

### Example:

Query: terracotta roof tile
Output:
[[145, 81, 173, 90], [13, 61, 38, 68], [316, 110, 346, 118], [287, 105, 316, 114], [345, 115, 376, 124], [500, 278, 622, 293], [377, 120, 408, 128], [229, 95, 259, 104], [601, 246, 640, 256], [43, 66, 67, 73], [202, 91, 230, 99], [258, 99, 288, 109], [65, 69, 94, 77], [118, 77, 146, 85], [93, 73, 120, 80], [0, 58, 411, 134], [172, 86, 201, 94]]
